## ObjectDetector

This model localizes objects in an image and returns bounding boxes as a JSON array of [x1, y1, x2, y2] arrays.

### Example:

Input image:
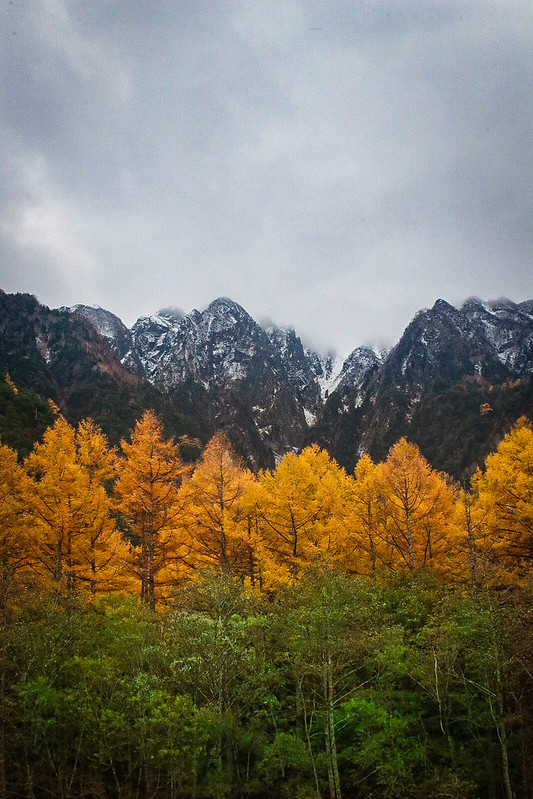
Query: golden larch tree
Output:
[[344, 454, 387, 579], [24, 417, 127, 595], [113, 411, 190, 609], [471, 416, 533, 585], [178, 431, 255, 578], [449, 485, 487, 592], [0, 441, 32, 613], [377, 438, 455, 574], [250, 444, 351, 587], [74, 419, 130, 594], [25, 417, 88, 589]]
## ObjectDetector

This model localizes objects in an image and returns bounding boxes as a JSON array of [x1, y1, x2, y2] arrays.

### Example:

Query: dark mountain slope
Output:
[[128, 298, 315, 468], [2, 290, 532, 477], [313, 298, 533, 479], [0, 291, 204, 455]]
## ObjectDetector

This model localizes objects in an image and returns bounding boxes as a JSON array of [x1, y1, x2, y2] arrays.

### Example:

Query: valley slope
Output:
[[2, 290, 532, 476]]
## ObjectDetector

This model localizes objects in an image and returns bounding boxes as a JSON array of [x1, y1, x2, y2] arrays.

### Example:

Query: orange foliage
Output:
[[249, 445, 351, 588], [7, 406, 532, 603], [113, 411, 190, 609], [344, 454, 385, 579], [24, 417, 129, 596], [470, 417, 533, 585], [0, 441, 31, 612], [375, 438, 457, 576], [178, 432, 255, 579]]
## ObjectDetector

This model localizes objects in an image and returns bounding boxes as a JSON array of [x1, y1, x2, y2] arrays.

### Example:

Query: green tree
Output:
[[276, 569, 382, 799], [167, 575, 275, 798]]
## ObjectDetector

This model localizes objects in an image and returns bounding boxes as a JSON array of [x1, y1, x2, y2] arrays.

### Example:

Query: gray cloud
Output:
[[1, 0, 532, 357]]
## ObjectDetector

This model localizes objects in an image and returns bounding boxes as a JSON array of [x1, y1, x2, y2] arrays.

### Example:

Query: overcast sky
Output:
[[1, 0, 532, 357]]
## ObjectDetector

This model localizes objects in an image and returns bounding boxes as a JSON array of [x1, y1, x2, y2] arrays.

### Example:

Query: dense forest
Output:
[[1, 373, 533, 799]]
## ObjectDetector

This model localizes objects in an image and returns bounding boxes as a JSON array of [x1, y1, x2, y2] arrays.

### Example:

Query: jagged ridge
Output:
[[17, 292, 533, 476]]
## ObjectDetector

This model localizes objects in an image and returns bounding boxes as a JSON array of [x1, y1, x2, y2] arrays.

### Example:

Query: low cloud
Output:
[[1, 0, 532, 357]]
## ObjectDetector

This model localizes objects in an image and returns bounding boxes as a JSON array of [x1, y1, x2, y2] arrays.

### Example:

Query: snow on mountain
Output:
[[312, 295, 533, 478], [460, 298, 533, 373], [264, 325, 324, 416], [68, 304, 123, 341], [68, 294, 533, 474], [131, 298, 278, 392], [128, 298, 312, 465], [336, 347, 385, 394], [306, 350, 345, 399], [67, 304, 145, 375]]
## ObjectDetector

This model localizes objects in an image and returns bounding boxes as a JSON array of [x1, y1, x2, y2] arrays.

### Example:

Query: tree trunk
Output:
[[405, 505, 414, 572], [323, 652, 341, 799], [0, 651, 6, 799], [463, 490, 478, 596]]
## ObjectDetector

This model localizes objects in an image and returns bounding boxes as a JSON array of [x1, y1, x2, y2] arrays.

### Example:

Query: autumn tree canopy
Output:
[[376, 438, 457, 575], [1, 406, 532, 606], [249, 445, 351, 587], [113, 410, 189, 609], [0, 441, 31, 613], [344, 453, 384, 579], [179, 431, 255, 579], [471, 416, 533, 584], [23, 417, 127, 595]]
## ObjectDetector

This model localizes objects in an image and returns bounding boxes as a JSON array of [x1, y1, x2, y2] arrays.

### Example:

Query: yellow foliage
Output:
[[376, 438, 457, 576], [113, 410, 190, 609], [471, 416, 533, 585], [4, 373, 18, 395], [0, 441, 31, 611], [249, 445, 351, 588], [344, 453, 385, 578], [24, 417, 128, 596], [47, 398, 61, 416], [11, 406, 532, 604], [178, 431, 256, 580]]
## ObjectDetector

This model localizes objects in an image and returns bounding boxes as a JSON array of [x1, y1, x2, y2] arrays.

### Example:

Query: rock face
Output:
[[127, 298, 339, 467], [313, 298, 533, 478], [66, 297, 350, 466], [67, 304, 145, 376], [0, 291, 204, 451], [7, 290, 532, 476]]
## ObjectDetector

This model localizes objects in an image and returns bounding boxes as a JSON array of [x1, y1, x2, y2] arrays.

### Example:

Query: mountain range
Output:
[[1, 289, 532, 478]]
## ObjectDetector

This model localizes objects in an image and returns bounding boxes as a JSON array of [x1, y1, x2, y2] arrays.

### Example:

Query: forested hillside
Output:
[[1, 390, 532, 798], [3, 290, 533, 476], [0, 291, 207, 457]]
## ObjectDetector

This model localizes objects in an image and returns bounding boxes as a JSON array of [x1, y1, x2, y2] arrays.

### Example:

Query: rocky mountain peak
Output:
[[264, 325, 324, 418], [432, 298, 459, 314], [314, 296, 533, 477], [157, 306, 185, 324], [205, 296, 248, 318], [62, 293, 533, 476], [68, 304, 125, 340], [333, 346, 384, 408], [339, 346, 384, 380], [67, 303, 144, 375], [460, 296, 488, 312], [198, 297, 262, 340]]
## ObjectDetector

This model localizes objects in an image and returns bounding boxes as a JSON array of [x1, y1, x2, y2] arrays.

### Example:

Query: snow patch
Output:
[[317, 355, 344, 398], [304, 408, 316, 426], [35, 335, 51, 363]]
